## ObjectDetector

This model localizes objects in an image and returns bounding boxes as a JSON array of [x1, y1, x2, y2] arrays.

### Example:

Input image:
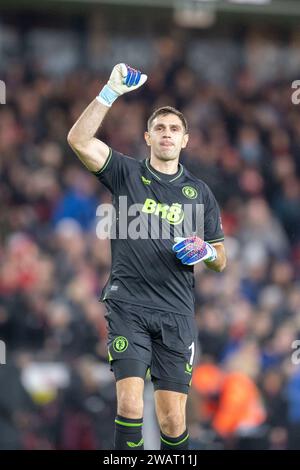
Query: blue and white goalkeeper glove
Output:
[[97, 63, 147, 107], [172, 236, 217, 266]]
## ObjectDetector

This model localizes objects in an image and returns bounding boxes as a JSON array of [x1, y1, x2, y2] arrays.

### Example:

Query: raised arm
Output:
[[67, 99, 110, 172], [67, 63, 147, 172]]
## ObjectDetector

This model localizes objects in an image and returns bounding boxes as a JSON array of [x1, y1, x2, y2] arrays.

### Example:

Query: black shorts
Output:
[[104, 299, 197, 394]]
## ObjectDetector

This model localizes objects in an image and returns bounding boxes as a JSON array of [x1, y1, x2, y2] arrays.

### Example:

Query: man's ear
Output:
[[144, 131, 151, 147], [181, 133, 189, 149]]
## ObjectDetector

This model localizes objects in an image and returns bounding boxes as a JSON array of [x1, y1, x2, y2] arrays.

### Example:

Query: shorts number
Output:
[[188, 342, 195, 365]]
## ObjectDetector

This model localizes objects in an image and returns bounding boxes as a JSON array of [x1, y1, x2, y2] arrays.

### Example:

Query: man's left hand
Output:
[[172, 236, 217, 266]]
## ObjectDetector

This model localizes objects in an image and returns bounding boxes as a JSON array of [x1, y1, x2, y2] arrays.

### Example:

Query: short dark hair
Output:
[[147, 106, 188, 134]]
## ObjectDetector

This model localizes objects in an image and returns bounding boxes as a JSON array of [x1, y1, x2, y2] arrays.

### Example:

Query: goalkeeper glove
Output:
[[172, 236, 217, 266], [97, 63, 147, 107]]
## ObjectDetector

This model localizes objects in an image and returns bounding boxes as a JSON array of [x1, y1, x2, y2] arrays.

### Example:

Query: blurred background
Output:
[[1, 0, 300, 450]]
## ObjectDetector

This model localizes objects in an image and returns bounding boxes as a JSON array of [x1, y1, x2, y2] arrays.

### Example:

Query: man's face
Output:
[[144, 113, 189, 162]]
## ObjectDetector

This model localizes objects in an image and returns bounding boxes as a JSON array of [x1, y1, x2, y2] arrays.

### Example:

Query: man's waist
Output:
[[102, 286, 194, 316]]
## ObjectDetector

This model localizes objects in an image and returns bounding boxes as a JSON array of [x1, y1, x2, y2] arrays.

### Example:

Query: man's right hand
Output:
[[108, 63, 147, 95], [97, 63, 147, 106], [68, 63, 147, 172]]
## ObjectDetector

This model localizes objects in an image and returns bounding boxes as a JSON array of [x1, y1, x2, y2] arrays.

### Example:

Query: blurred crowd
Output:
[[1, 21, 300, 449]]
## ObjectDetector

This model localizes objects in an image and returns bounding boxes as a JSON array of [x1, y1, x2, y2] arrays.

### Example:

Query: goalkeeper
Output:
[[68, 64, 226, 450]]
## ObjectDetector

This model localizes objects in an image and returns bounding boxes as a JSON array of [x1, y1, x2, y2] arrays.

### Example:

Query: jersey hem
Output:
[[102, 294, 194, 316]]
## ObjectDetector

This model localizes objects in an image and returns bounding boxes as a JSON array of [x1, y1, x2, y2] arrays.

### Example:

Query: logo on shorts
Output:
[[185, 363, 193, 374], [182, 186, 198, 199], [113, 336, 129, 353]]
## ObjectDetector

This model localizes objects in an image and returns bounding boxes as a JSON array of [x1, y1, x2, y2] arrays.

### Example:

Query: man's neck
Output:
[[149, 155, 179, 175]]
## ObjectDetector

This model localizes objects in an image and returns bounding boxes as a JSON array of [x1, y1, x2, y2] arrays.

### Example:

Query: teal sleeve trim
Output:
[[92, 147, 113, 176], [206, 237, 224, 244]]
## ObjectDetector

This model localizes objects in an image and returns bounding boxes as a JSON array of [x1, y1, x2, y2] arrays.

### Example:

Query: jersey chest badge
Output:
[[182, 186, 198, 199]]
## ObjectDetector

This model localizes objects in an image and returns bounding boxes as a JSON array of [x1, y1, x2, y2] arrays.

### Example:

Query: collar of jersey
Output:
[[145, 158, 184, 183]]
